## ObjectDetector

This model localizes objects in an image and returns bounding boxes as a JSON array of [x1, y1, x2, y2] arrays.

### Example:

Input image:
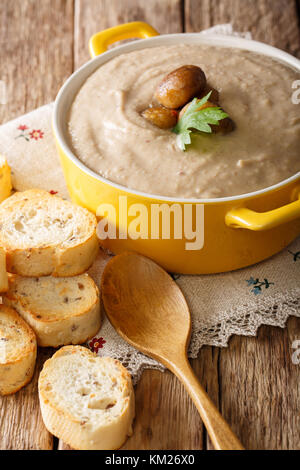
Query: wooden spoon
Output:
[[101, 252, 244, 450]]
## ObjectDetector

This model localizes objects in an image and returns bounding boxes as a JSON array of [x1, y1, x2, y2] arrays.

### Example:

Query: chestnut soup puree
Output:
[[68, 44, 300, 199]]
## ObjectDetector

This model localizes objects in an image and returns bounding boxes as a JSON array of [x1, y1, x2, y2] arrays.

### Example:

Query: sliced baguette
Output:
[[3, 273, 101, 347], [0, 305, 37, 395], [0, 247, 8, 292], [0, 155, 12, 204], [0, 189, 99, 277], [38, 346, 135, 450]]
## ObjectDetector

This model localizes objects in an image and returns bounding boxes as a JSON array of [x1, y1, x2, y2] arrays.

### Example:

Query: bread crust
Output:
[[0, 155, 12, 204], [3, 274, 101, 347], [0, 189, 99, 277], [0, 305, 37, 395], [38, 346, 135, 450]]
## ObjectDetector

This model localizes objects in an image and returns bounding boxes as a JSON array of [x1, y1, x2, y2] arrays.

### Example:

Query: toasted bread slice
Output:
[[3, 273, 101, 347], [0, 305, 37, 395], [0, 189, 99, 277], [0, 247, 8, 292], [0, 155, 12, 204], [38, 346, 135, 450]]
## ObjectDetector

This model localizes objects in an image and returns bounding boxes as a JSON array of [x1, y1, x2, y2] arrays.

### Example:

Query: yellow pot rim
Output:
[[53, 32, 300, 204]]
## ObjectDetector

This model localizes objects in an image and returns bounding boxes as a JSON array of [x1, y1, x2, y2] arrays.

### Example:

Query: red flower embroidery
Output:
[[29, 129, 44, 140], [49, 190, 58, 195], [89, 337, 106, 353], [16, 126, 44, 142]]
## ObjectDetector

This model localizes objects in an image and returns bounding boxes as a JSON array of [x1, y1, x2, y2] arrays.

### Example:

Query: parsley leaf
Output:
[[172, 92, 229, 151]]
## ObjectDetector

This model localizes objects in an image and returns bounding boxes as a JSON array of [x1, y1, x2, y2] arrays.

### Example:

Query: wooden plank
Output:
[[74, 0, 183, 68], [0, 0, 74, 123], [0, 0, 74, 450], [185, 0, 300, 58], [0, 348, 53, 450], [122, 356, 209, 450], [218, 318, 300, 450]]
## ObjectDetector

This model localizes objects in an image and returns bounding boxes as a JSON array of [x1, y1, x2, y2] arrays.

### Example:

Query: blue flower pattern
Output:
[[246, 276, 274, 295], [288, 250, 300, 262]]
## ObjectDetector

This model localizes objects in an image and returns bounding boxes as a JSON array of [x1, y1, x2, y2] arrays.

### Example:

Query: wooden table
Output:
[[0, 0, 299, 450]]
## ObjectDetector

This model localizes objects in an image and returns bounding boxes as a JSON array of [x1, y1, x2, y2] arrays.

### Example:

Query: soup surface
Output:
[[68, 44, 300, 198]]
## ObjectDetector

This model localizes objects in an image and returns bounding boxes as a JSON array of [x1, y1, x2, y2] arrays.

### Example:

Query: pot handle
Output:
[[89, 21, 159, 57], [225, 192, 300, 231]]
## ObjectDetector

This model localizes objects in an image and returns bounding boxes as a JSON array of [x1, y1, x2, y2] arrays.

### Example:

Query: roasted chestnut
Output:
[[142, 106, 178, 129], [154, 65, 206, 109]]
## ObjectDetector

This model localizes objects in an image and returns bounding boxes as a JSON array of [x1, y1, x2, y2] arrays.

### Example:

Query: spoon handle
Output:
[[171, 357, 244, 450]]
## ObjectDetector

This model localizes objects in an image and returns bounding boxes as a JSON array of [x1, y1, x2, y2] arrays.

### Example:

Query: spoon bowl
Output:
[[102, 251, 191, 364]]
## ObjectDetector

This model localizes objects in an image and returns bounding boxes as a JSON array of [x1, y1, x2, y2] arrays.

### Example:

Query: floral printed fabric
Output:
[[16, 125, 44, 141], [0, 103, 69, 198]]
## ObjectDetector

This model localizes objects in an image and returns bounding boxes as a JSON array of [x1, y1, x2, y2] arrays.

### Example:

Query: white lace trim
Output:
[[189, 287, 300, 355]]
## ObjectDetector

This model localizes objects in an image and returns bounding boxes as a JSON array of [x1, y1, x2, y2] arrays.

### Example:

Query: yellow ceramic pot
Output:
[[53, 22, 300, 274]]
